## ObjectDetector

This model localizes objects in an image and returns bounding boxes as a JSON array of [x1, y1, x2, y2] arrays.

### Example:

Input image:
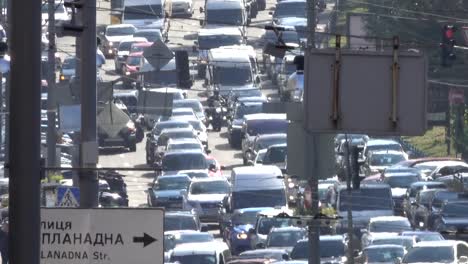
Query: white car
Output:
[[167, 138, 204, 152], [41, 1, 70, 27], [101, 24, 137, 58], [402, 240, 468, 264], [171, 107, 197, 120], [361, 216, 412, 249], [169, 117, 209, 149]]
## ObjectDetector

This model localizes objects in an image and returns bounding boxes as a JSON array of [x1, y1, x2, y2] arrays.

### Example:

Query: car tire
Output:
[[243, 156, 248, 165]]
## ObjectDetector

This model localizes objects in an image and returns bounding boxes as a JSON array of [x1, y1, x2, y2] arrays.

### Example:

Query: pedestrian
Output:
[[0, 218, 8, 264]]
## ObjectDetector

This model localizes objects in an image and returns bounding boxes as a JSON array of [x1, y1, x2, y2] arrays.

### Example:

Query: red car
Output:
[[122, 52, 144, 87]]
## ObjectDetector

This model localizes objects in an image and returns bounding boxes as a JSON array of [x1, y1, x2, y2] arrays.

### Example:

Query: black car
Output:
[[147, 174, 191, 210], [228, 102, 263, 148], [408, 188, 443, 229], [402, 181, 447, 220], [432, 200, 468, 240], [381, 169, 422, 215], [243, 133, 286, 165], [290, 236, 346, 261], [426, 191, 468, 230], [145, 121, 192, 164]]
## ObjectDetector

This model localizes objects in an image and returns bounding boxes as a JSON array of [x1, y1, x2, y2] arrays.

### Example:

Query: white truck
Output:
[[122, 0, 171, 40]]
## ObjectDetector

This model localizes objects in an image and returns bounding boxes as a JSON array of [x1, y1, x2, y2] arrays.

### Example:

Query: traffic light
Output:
[[440, 24, 456, 67]]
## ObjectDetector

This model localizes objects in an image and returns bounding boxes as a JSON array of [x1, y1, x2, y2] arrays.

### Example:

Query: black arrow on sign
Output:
[[133, 233, 157, 248]]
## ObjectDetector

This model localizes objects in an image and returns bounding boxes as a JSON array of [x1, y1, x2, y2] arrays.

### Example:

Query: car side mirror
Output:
[[199, 6, 204, 13], [209, 164, 217, 171], [248, 228, 255, 235], [206, 149, 212, 155], [146, 132, 152, 138], [201, 224, 209, 232], [459, 256, 468, 263], [411, 201, 418, 206], [268, 11, 273, 15], [255, 243, 265, 249], [220, 165, 226, 170], [247, 160, 255, 166], [255, 75, 261, 84]]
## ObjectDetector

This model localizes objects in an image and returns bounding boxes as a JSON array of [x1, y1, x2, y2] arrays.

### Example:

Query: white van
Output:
[[206, 48, 256, 96], [122, 0, 171, 40], [227, 165, 288, 212], [217, 45, 260, 81], [203, 0, 247, 34]]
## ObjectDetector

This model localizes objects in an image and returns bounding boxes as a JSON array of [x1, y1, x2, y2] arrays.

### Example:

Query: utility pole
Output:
[[79, 0, 99, 208], [47, 0, 57, 170], [9, 1, 42, 264], [344, 135, 355, 264], [305, 0, 320, 263]]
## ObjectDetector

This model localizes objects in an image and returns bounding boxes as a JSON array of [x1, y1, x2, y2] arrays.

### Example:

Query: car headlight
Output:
[[231, 124, 242, 129], [109, 42, 113, 47], [59, 74, 65, 81], [289, 195, 295, 201], [215, 107, 222, 113], [236, 233, 248, 239], [125, 71, 131, 76], [288, 182, 295, 188]]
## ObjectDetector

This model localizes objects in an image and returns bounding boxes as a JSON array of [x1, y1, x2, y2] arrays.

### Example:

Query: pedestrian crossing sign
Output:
[[56, 187, 80, 207]]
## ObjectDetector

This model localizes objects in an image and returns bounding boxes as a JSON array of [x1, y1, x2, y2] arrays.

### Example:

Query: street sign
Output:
[[143, 39, 174, 71], [304, 49, 427, 135], [41, 208, 164, 264], [56, 186, 80, 207], [449, 88, 464, 105]]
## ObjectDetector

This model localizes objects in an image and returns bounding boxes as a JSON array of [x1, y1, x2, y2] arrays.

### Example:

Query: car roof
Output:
[[168, 138, 201, 144], [270, 226, 305, 233], [158, 174, 191, 179], [206, 0, 243, 9], [163, 150, 206, 156], [237, 96, 268, 103], [414, 240, 462, 247], [165, 211, 196, 216], [409, 181, 447, 188], [396, 157, 461, 167], [244, 113, 287, 120], [366, 139, 400, 146], [320, 235, 345, 241], [172, 107, 194, 113], [337, 182, 391, 190], [106, 23, 136, 29], [241, 249, 289, 254], [171, 242, 217, 255], [160, 127, 194, 134], [147, 87, 184, 93], [174, 98, 202, 104], [257, 133, 287, 139], [370, 150, 406, 155], [156, 120, 190, 126], [209, 49, 251, 65], [164, 230, 205, 236], [268, 143, 287, 149], [413, 160, 468, 167], [190, 177, 228, 183], [369, 216, 408, 223], [364, 245, 405, 250], [234, 207, 275, 214], [132, 42, 152, 47], [277, 0, 306, 3], [198, 26, 243, 36], [232, 165, 282, 175], [400, 231, 441, 236]]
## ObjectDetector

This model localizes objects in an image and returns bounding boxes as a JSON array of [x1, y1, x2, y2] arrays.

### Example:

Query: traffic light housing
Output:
[[440, 24, 456, 67]]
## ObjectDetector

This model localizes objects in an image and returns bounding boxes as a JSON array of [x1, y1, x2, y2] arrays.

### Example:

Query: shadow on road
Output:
[[219, 132, 228, 138], [214, 143, 232, 151], [99, 147, 127, 156], [233, 153, 243, 159]]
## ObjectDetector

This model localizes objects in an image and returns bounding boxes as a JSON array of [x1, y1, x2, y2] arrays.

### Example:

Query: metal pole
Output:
[[9, 0, 42, 264], [344, 135, 355, 264], [305, 0, 320, 263], [47, 0, 57, 170], [79, 0, 99, 208]]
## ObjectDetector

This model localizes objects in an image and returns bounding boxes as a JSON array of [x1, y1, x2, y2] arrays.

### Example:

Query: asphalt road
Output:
[[55, 0, 335, 208]]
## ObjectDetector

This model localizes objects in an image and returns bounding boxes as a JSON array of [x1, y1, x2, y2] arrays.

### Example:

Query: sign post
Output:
[[41, 208, 164, 264]]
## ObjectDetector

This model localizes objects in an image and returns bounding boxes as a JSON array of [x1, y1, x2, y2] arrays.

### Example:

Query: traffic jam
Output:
[[10, 0, 468, 263]]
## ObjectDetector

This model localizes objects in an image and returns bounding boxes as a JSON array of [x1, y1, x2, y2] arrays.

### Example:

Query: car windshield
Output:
[[235, 104, 263, 118], [370, 153, 406, 166], [442, 203, 468, 217], [367, 144, 402, 153], [190, 181, 230, 194], [171, 254, 216, 264], [119, 42, 134, 51], [206, 9, 243, 26], [198, 35, 242, 50], [154, 177, 190, 191], [174, 101, 203, 113], [176, 233, 214, 245], [126, 56, 141, 66], [258, 218, 293, 235], [291, 241, 308, 259], [188, 120, 204, 131], [372, 238, 413, 249], [384, 175, 420, 188], [369, 220, 411, 232], [164, 216, 198, 231], [274, 2, 307, 18], [232, 189, 286, 210], [158, 132, 195, 145], [339, 188, 393, 211], [124, 5, 163, 19], [168, 143, 202, 151], [106, 27, 136, 36], [214, 67, 252, 86], [162, 154, 207, 171], [247, 120, 288, 136], [263, 30, 299, 45], [264, 147, 287, 164], [134, 31, 162, 42], [403, 246, 454, 263], [320, 240, 346, 258], [365, 247, 405, 262], [130, 45, 148, 52], [62, 58, 76, 69], [153, 123, 190, 135], [267, 230, 306, 247], [231, 211, 259, 225], [256, 137, 286, 151]]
